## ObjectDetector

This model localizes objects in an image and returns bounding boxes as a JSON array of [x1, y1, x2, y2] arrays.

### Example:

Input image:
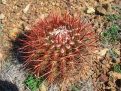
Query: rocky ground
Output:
[[0, 0, 121, 91]]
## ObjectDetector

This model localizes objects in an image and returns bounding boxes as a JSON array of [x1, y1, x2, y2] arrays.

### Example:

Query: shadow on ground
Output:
[[0, 80, 19, 91]]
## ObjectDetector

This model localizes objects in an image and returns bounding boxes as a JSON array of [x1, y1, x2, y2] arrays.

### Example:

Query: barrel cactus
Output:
[[17, 12, 97, 90]]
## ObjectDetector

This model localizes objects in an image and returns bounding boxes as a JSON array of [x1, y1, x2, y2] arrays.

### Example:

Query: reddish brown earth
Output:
[[0, 0, 120, 91]]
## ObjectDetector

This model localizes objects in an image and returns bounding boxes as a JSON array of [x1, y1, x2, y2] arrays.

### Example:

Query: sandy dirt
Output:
[[0, 0, 120, 91]]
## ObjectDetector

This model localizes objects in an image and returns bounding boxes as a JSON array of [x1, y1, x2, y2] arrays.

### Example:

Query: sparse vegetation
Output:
[[113, 64, 121, 73], [71, 86, 80, 91], [101, 24, 120, 46], [106, 14, 121, 21], [24, 74, 44, 91]]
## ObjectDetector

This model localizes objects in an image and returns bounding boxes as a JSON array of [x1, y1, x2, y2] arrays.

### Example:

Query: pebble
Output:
[[96, 6, 107, 15], [0, 13, 5, 20], [99, 74, 108, 82], [0, 52, 3, 60], [111, 72, 121, 79], [1, 0, 7, 4], [98, 48, 109, 57], [56, 3, 59, 6], [52, 2, 56, 6], [39, 14, 48, 19], [87, 7, 95, 14], [114, 49, 120, 56], [39, 83, 47, 91], [9, 28, 20, 39], [40, 2, 44, 6], [99, 0, 114, 4], [0, 24, 3, 30], [20, 15, 27, 21], [23, 4, 31, 14]]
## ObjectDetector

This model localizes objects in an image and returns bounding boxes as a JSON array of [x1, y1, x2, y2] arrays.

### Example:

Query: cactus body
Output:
[[18, 13, 97, 89]]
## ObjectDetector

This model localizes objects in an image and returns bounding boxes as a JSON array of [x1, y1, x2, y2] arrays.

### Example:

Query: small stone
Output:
[[98, 48, 109, 57], [114, 49, 120, 56], [96, 6, 107, 15], [0, 13, 5, 20], [87, 7, 95, 14], [99, 74, 108, 82], [0, 24, 3, 30], [40, 2, 44, 6], [20, 16, 27, 21], [1, 0, 7, 4], [97, 28, 102, 33], [39, 14, 48, 19], [0, 52, 3, 61], [112, 72, 121, 79], [99, 0, 114, 4], [39, 83, 47, 91], [52, 2, 56, 6], [56, 3, 59, 6], [9, 28, 20, 39], [23, 4, 31, 14], [105, 64, 110, 68], [24, 26, 30, 31]]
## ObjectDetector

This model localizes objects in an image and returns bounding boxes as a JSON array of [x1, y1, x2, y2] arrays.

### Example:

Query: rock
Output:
[[52, 2, 56, 6], [0, 52, 3, 61], [40, 2, 44, 6], [97, 28, 103, 33], [0, 62, 27, 91], [23, 4, 31, 14], [103, 4, 112, 13], [39, 83, 47, 91], [0, 13, 5, 20], [96, 6, 107, 15], [0, 24, 3, 30], [87, 7, 95, 14], [111, 72, 121, 79], [48, 84, 59, 91], [96, 3, 112, 15], [9, 28, 20, 39], [99, 0, 114, 4], [114, 49, 120, 56], [20, 15, 27, 21], [98, 48, 109, 57], [39, 14, 48, 19], [0, 48, 4, 70], [1, 0, 7, 4]]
